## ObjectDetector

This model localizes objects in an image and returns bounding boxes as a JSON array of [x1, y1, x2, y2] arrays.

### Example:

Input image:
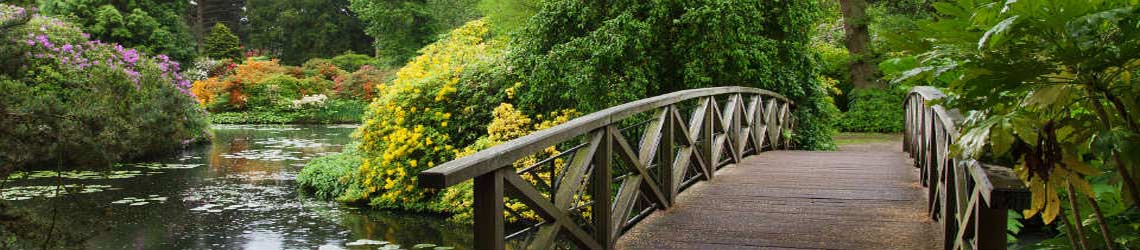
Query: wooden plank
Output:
[[611, 175, 644, 240], [618, 142, 943, 250]]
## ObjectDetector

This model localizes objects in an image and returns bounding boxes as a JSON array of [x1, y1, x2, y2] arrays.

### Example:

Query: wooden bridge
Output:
[[418, 87, 1030, 250]]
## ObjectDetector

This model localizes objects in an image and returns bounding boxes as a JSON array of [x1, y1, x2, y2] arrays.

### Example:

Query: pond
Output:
[[1, 124, 471, 249]]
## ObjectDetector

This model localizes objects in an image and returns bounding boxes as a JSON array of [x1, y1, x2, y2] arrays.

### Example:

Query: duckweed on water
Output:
[[0, 184, 113, 200]]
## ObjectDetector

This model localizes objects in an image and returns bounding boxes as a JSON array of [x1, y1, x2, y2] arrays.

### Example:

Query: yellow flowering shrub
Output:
[[349, 19, 505, 211], [302, 19, 582, 223], [437, 103, 579, 223]]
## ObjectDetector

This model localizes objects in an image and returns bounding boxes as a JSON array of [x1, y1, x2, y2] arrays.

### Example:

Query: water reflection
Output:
[[2, 125, 471, 249]]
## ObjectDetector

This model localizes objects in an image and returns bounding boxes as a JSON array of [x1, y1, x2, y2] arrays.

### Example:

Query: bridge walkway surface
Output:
[[617, 141, 942, 250]]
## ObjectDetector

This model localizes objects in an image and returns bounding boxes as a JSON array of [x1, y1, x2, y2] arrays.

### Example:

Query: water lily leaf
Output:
[[433, 247, 454, 250], [412, 244, 436, 249], [129, 202, 150, 206], [345, 239, 387, 246], [377, 244, 401, 250]]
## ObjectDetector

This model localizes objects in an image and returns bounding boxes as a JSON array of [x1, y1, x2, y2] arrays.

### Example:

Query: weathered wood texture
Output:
[[617, 142, 942, 250]]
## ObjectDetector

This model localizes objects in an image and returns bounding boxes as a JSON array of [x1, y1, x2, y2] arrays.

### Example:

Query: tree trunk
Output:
[[839, 0, 876, 89]]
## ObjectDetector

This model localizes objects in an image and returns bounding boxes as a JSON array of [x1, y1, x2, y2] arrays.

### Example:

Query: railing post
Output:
[[592, 127, 614, 248], [701, 97, 716, 179], [731, 94, 743, 161], [975, 200, 1008, 250], [660, 106, 676, 203], [473, 168, 506, 250]]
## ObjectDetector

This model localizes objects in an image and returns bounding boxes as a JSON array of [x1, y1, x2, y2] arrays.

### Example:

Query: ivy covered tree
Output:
[[246, 0, 373, 65], [507, 0, 837, 149], [348, 0, 480, 65], [39, 0, 197, 63], [204, 23, 242, 60]]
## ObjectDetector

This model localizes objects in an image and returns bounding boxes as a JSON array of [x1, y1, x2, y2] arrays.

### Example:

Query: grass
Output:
[[832, 132, 902, 146]]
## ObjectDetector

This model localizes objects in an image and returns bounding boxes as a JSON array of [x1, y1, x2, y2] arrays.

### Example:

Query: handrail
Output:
[[904, 86, 1030, 250], [420, 86, 790, 188], [418, 86, 795, 249]]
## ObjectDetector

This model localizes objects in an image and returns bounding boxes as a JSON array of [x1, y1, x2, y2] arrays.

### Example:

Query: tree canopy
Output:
[[39, 0, 197, 63], [246, 0, 374, 65]]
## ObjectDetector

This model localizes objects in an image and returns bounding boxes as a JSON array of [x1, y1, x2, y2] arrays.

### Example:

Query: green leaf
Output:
[[1022, 84, 1070, 110], [978, 16, 1019, 50], [1010, 116, 1038, 144], [990, 119, 1014, 156]]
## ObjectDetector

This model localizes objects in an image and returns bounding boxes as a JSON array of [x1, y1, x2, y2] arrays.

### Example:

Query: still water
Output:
[[2, 125, 471, 249]]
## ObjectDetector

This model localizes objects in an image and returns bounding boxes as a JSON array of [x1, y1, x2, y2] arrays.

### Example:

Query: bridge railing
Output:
[[418, 87, 795, 249], [904, 86, 1030, 250]]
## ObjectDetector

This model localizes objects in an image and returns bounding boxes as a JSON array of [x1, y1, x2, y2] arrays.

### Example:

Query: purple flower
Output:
[[34, 34, 51, 48], [121, 48, 139, 65]]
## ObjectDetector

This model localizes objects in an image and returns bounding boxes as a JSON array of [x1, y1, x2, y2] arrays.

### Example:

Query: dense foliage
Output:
[[348, 0, 481, 65], [895, 0, 1140, 248], [204, 23, 241, 60], [188, 53, 392, 124], [0, 7, 208, 174], [836, 87, 904, 132], [245, 0, 373, 65], [38, 0, 197, 64], [506, 0, 835, 149]]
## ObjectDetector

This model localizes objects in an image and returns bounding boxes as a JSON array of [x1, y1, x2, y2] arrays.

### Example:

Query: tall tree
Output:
[[245, 0, 373, 65], [205, 23, 242, 60], [39, 0, 198, 63], [191, 0, 245, 51], [349, 0, 479, 66], [839, 0, 876, 89]]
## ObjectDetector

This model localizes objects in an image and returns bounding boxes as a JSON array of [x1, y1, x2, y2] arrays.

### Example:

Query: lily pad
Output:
[[128, 163, 204, 170], [345, 239, 388, 246], [7, 170, 147, 180], [412, 244, 436, 249], [1, 184, 113, 200], [377, 244, 401, 250]]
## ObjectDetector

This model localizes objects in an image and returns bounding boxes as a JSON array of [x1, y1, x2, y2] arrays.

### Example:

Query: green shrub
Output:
[[298, 147, 364, 201], [836, 88, 904, 133], [0, 12, 208, 169], [245, 74, 302, 111], [329, 52, 381, 72]]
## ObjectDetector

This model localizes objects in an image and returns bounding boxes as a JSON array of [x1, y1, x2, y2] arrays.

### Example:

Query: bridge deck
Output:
[[617, 141, 942, 250]]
